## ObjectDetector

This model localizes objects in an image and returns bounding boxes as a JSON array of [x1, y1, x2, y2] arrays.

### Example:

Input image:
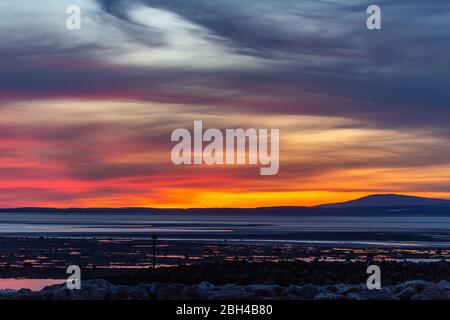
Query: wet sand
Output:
[[0, 236, 448, 283]]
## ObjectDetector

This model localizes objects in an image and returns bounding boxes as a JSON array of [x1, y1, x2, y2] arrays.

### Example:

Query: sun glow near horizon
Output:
[[0, 97, 449, 208], [1, 1, 450, 208]]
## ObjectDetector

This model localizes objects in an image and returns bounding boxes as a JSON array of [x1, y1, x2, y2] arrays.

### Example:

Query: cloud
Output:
[[0, 1, 449, 206], [0, 99, 449, 207], [1, 1, 449, 134]]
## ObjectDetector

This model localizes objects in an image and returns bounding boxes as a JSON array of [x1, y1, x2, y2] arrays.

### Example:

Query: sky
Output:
[[0, 0, 449, 208]]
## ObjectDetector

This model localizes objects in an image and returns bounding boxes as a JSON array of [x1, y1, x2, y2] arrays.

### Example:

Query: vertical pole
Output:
[[151, 234, 157, 269], [152, 239, 156, 269]]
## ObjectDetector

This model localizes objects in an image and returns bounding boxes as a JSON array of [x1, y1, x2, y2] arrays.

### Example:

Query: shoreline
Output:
[[2, 278, 450, 300], [0, 236, 448, 299], [1, 260, 450, 300], [0, 237, 448, 282]]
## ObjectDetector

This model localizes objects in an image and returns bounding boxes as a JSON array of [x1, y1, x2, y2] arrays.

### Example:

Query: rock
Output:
[[17, 288, 33, 295], [322, 285, 339, 293], [39, 279, 113, 300], [151, 283, 187, 300], [346, 288, 396, 300], [411, 284, 446, 300], [197, 281, 215, 292], [245, 284, 281, 298], [437, 280, 450, 291], [314, 292, 345, 300], [1, 279, 449, 300], [281, 284, 320, 299], [183, 281, 216, 299], [335, 283, 364, 295], [396, 287, 416, 300], [0, 290, 17, 300], [207, 285, 257, 300], [410, 293, 429, 300], [110, 285, 150, 300], [395, 280, 429, 293]]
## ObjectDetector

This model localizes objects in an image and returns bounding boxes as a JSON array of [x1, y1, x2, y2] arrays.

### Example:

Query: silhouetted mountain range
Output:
[[317, 194, 450, 208], [0, 194, 449, 215]]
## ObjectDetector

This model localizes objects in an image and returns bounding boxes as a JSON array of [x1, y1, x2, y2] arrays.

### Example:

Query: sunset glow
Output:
[[1, 0, 449, 208]]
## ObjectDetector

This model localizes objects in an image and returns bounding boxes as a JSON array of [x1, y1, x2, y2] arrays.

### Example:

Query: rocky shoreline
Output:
[[1, 237, 448, 276], [1, 278, 450, 300]]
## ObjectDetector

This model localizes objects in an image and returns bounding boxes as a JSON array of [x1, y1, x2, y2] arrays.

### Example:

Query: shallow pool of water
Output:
[[0, 278, 64, 291]]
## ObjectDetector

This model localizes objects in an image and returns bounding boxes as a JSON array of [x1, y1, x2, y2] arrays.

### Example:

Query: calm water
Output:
[[0, 212, 449, 245], [0, 212, 449, 291], [0, 279, 64, 291]]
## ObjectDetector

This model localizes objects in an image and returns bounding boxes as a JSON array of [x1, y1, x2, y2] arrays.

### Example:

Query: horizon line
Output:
[[1, 193, 449, 211]]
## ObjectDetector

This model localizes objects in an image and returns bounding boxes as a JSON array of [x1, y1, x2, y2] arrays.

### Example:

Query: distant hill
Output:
[[317, 194, 450, 208], [1, 194, 450, 215]]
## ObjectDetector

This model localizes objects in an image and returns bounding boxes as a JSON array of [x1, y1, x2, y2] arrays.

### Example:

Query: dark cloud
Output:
[[0, 1, 449, 206], [1, 0, 449, 135]]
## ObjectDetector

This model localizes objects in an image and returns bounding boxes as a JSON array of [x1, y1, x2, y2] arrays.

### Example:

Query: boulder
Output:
[[314, 292, 346, 300], [2, 279, 449, 300], [281, 284, 320, 299], [346, 288, 396, 300], [244, 284, 281, 298], [207, 285, 256, 300], [411, 283, 447, 300], [396, 286, 416, 300]]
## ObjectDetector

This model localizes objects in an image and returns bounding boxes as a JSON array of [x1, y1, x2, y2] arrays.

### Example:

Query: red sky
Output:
[[1, 1, 450, 208]]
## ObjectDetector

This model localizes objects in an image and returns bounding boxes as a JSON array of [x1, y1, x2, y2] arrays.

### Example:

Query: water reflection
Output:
[[0, 278, 64, 291]]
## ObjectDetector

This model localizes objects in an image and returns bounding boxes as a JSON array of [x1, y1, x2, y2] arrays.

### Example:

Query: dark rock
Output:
[[396, 287, 416, 300], [314, 292, 345, 300], [346, 288, 396, 300], [2, 279, 450, 300], [281, 284, 320, 299]]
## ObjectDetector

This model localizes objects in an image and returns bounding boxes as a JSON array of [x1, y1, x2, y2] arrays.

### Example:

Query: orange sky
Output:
[[1, 2, 450, 208], [0, 99, 449, 208]]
